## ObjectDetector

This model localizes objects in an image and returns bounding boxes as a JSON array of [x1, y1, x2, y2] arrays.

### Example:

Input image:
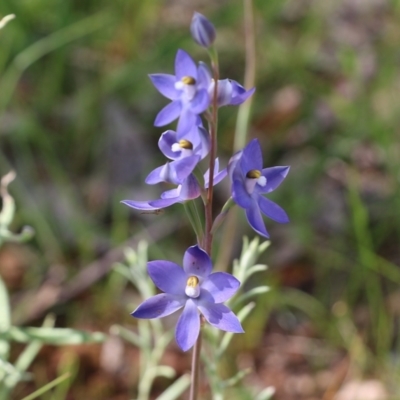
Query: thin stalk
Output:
[[0, 275, 11, 361], [189, 329, 202, 400], [20, 373, 70, 400], [234, 0, 256, 152], [190, 46, 219, 400], [204, 49, 219, 255]]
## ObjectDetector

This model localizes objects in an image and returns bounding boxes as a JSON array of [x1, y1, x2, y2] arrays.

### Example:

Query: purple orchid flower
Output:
[[145, 124, 210, 186], [132, 245, 243, 351], [230, 139, 290, 238], [150, 50, 210, 137], [198, 62, 255, 107], [122, 159, 227, 211]]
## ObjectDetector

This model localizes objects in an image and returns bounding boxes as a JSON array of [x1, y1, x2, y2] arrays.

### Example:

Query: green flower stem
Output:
[[211, 197, 235, 234], [156, 374, 191, 400], [0, 275, 11, 361], [183, 201, 204, 246], [20, 372, 70, 400], [207, 46, 219, 68]]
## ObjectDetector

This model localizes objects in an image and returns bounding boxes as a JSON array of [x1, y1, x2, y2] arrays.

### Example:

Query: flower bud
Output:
[[190, 12, 216, 48]]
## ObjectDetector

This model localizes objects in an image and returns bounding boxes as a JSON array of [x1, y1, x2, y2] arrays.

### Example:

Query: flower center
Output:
[[245, 169, 267, 193], [178, 139, 193, 150], [185, 275, 200, 298], [171, 139, 194, 157], [246, 169, 261, 179], [181, 76, 196, 85], [175, 76, 197, 101]]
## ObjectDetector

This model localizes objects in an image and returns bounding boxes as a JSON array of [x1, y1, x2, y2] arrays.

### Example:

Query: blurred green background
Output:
[[1, 0, 400, 399]]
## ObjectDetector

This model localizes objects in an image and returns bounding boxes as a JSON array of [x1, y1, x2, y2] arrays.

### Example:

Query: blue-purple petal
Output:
[[182, 124, 201, 148], [177, 109, 197, 138], [132, 293, 184, 319], [230, 83, 255, 106], [161, 187, 180, 199], [195, 126, 211, 159], [175, 299, 200, 351], [149, 74, 179, 100], [204, 159, 227, 189], [145, 164, 172, 185], [147, 260, 186, 296], [171, 156, 201, 183], [148, 176, 199, 207], [227, 150, 243, 181], [258, 196, 289, 224], [175, 49, 197, 80], [245, 201, 269, 238], [121, 200, 159, 211], [213, 167, 227, 186], [217, 79, 233, 106], [155, 100, 182, 127], [149, 196, 180, 209], [197, 302, 244, 333], [183, 245, 212, 278], [256, 166, 290, 194], [201, 272, 240, 303], [177, 174, 201, 200], [197, 61, 212, 89], [232, 179, 253, 209], [159, 130, 179, 159], [240, 139, 263, 173], [190, 89, 210, 114]]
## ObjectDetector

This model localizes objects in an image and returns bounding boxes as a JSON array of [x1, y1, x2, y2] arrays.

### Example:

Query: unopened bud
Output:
[[190, 12, 216, 48]]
